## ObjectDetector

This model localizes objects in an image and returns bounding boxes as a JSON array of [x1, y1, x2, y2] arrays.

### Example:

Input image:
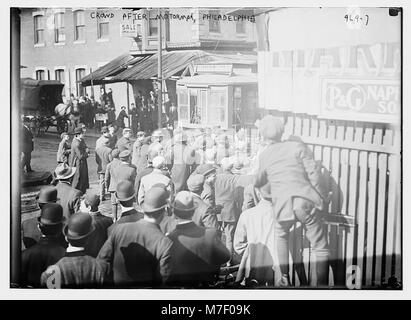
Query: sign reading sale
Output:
[[120, 23, 138, 37], [320, 78, 400, 123]]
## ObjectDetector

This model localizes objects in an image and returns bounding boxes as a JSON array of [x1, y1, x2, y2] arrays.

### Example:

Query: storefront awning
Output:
[[81, 50, 257, 85], [79, 53, 152, 86]]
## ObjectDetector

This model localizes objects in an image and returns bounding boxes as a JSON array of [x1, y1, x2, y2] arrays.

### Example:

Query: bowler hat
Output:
[[64, 212, 95, 240], [54, 163, 76, 180], [36, 186, 59, 204], [172, 191, 197, 218], [101, 126, 108, 133], [74, 127, 83, 135], [115, 180, 136, 202], [38, 203, 65, 226], [187, 174, 205, 193], [119, 150, 131, 160], [141, 186, 169, 213]]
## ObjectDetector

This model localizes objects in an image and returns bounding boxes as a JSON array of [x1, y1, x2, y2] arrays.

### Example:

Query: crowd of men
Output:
[[20, 114, 331, 289], [63, 87, 178, 135]]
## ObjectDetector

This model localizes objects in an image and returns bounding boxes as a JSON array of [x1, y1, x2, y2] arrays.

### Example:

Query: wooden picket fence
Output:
[[246, 112, 401, 288]]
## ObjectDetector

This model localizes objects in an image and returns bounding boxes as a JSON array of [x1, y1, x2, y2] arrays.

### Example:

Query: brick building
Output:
[[20, 7, 256, 113]]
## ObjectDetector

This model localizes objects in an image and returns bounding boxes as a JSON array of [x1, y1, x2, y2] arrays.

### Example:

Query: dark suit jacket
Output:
[[56, 182, 83, 219], [98, 220, 173, 287], [86, 213, 113, 258], [22, 217, 67, 249], [167, 222, 230, 287], [107, 208, 143, 236], [105, 158, 122, 192], [21, 237, 66, 287], [95, 145, 112, 174], [113, 162, 137, 187], [192, 194, 220, 230], [255, 140, 324, 221], [214, 172, 254, 223], [41, 250, 110, 288]]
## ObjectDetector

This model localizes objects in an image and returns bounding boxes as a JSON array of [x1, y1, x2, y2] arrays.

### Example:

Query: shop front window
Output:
[[177, 87, 189, 124], [208, 88, 226, 126]]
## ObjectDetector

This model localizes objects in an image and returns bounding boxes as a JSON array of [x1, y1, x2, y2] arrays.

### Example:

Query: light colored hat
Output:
[[152, 156, 165, 169], [54, 163, 76, 180], [172, 191, 197, 219], [259, 115, 284, 141]]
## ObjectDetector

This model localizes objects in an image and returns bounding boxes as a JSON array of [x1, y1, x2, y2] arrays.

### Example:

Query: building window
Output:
[[209, 10, 220, 33], [148, 10, 158, 36], [54, 12, 66, 43], [74, 10, 85, 41], [55, 69, 65, 83], [35, 70, 45, 80], [75, 68, 86, 96], [98, 21, 109, 39], [177, 87, 189, 123], [33, 15, 45, 44], [236, 20, 246, 34], [208, 88, 226, 125]]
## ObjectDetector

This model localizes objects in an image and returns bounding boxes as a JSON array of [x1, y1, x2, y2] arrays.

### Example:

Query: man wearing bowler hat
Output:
[[168, 191, 230, 288], [107, 181, 143, 235], [41, 212, 110, 288], [186, 174, 220, 231], [98, 186, 173, 287], [22, 185, 62, 249], [254, 115, 329, 287], [21, 203, 66, 287], [54, 163, 83, 220]]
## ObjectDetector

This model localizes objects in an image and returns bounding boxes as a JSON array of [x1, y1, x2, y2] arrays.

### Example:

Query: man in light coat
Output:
[[234, 184, 282, 287]]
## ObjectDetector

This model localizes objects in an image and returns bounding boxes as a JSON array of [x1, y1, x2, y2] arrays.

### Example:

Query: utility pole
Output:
[[11, 7, 21, 287], [157, 8, 162, 130]]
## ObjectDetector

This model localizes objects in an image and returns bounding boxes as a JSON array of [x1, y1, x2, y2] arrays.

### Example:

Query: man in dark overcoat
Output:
[[41, 212, 110, 288], [98, 186, 173, 288], [167, 191, 230, 287], [21, 203, 66, 287], [54, 163, 83, 220], [69, 127, 89, 194]]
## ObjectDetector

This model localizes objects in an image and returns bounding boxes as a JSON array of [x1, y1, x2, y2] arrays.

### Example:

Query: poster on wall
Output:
[[320, 77, 400, 123]]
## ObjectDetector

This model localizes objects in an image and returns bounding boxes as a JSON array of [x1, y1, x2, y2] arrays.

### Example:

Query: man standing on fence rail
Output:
[[255, 115, 330, 287]]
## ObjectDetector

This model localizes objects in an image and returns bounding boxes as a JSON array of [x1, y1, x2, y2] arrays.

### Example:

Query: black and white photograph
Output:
[[7, 2, 405, 296]]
